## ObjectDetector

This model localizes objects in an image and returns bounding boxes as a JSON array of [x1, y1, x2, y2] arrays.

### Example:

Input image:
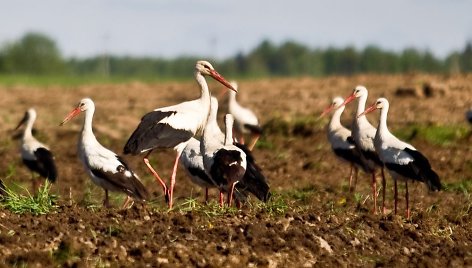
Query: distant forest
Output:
[[0, 32, 471, 78]]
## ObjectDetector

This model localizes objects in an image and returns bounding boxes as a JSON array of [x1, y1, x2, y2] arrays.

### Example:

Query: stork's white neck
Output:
[[22, 115, 35, 140], [81, 106, 96, 141], [328, 106, 345, 131], [195, 70, 211, 133], [355, 93, 371, 126], [224, 116, 234, 146], [377, 103, 390, 136]]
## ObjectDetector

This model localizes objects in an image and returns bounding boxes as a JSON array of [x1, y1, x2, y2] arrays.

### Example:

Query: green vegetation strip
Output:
[[0, 181, 58, 215]]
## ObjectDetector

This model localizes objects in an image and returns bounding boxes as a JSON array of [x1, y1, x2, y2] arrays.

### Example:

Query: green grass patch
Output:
[[443, 179, 472, 195], [254, 193, 289, 216], [393, 124, 469, 146], [0, 181, 58, 215], [0, 74, 190, 87]]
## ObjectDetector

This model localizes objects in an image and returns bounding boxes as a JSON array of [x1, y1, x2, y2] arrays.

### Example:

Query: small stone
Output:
[[403, 247, 410, 255], [144, 215, 151, 221], [350, 238, 361, 247], [157, 257, 169, 264]]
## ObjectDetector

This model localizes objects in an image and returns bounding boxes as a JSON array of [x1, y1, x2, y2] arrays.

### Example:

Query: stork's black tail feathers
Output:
[[404, 148, 442, 191], [235, 143, 271, 202], [423, 168, 442, 192]]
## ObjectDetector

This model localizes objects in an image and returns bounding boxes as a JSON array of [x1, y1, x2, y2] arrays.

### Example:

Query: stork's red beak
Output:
[[60, 107, 82, 126], [14, 112, 28, 130], [358, 103, 377, 117], [320, 103, 335, 118], [340, 93, 356, 107], [209, 69, 237, 92]]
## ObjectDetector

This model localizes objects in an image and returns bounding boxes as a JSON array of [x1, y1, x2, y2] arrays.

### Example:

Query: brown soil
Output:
[[0, 73, 472, 267]]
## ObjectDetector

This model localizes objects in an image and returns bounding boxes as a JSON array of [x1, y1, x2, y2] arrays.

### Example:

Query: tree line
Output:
[[0, 32, 471, 78]]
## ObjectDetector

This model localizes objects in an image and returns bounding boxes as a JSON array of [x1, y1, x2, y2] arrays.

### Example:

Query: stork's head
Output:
[[60, 98, 95, 126], [195, 60, 236, 92], [15, 108, 37, 130], [341, 85, 368, 106], [358, 97, 389, 117], [320, 96, 344, 117]]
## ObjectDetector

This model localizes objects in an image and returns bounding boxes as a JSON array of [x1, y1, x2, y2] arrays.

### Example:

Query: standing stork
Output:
[[341, 86, 386, 214], [15, 108, 57, 192], [180, 97, 223, 202], [202, 113, 247, 206], [181, 97, 270, 205], [226, 81, 262, 150], [321, 97, 368, 193], [123, 60, 236, 209], [359, 98, 442, 218], [61, 98, 149, 208]]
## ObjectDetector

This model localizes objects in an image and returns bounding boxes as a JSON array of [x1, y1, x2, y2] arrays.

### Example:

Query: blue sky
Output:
[[0, 0, 471, 59]]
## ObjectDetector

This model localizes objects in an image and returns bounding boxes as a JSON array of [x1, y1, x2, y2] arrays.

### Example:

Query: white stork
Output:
[[180, 97, 223, 202], [321, 97, 369, 193], [61, 98, 149, 208], [181, 97, 270, 205], [341, 86, 386, 214], [359, 98, 442, 218], [15, 108, 57, 192], [123, 60, 236, 209], [201, 107, 247, 206], [226, 81, 262, 150]]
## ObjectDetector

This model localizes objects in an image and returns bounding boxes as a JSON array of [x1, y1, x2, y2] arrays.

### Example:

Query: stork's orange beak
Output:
[[60, 107, 81, 126]]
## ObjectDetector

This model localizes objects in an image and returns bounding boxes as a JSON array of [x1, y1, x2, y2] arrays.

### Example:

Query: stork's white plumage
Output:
[[183, 97, 270, 205], [61, 98, 149, 208], [360, 98, 442, 218], [321, 97, 367, 193], [202, 108, 247, 206], [180, 97, 223, 201], [15, 108, 57, 191], [123, 60, 236, 209], [227, 81, 262, 150], [341, 86, 386, 213]]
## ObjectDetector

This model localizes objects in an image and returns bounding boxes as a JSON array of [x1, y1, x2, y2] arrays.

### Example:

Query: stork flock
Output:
[[4, 60, 446, 218], [323, 86, 442, 218], [10, 60, 268, 210]]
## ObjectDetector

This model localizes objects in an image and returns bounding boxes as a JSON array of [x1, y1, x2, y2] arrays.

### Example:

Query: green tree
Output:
[[2, 32, 66, 74]]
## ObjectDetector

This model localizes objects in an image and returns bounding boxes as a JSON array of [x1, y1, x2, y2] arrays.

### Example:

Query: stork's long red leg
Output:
[[103, 189, 111, 208], [247, 134, 260, 151], [405, 181, 410, 219], [205, 188, 209, 203], [219, 191, 224, 207], [353, 166, 358, 192], [371, 172, 377, 214], [381, 167, 386, 214], [394, 179, 398, 215], [121, 196, 132, 209], [168, 151, 182, 209], [143, 150, 169, 203], [348, 164, 354, 193], [227, 181, 239, 207]]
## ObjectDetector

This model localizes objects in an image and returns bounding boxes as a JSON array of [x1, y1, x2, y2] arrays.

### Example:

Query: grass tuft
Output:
[[0, 181, 58, 215], [394, 124, 469, 146]]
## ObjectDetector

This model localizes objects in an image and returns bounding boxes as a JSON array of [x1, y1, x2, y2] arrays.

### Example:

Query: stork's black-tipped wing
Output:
[[124, 111, 193, 155], [23, 148, 57, 182], [235, 143, 270, 202], [91, 156, 150, 201]]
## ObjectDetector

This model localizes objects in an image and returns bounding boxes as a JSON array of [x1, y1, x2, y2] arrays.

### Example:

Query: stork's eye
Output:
[[204, 65, 210, 70]]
